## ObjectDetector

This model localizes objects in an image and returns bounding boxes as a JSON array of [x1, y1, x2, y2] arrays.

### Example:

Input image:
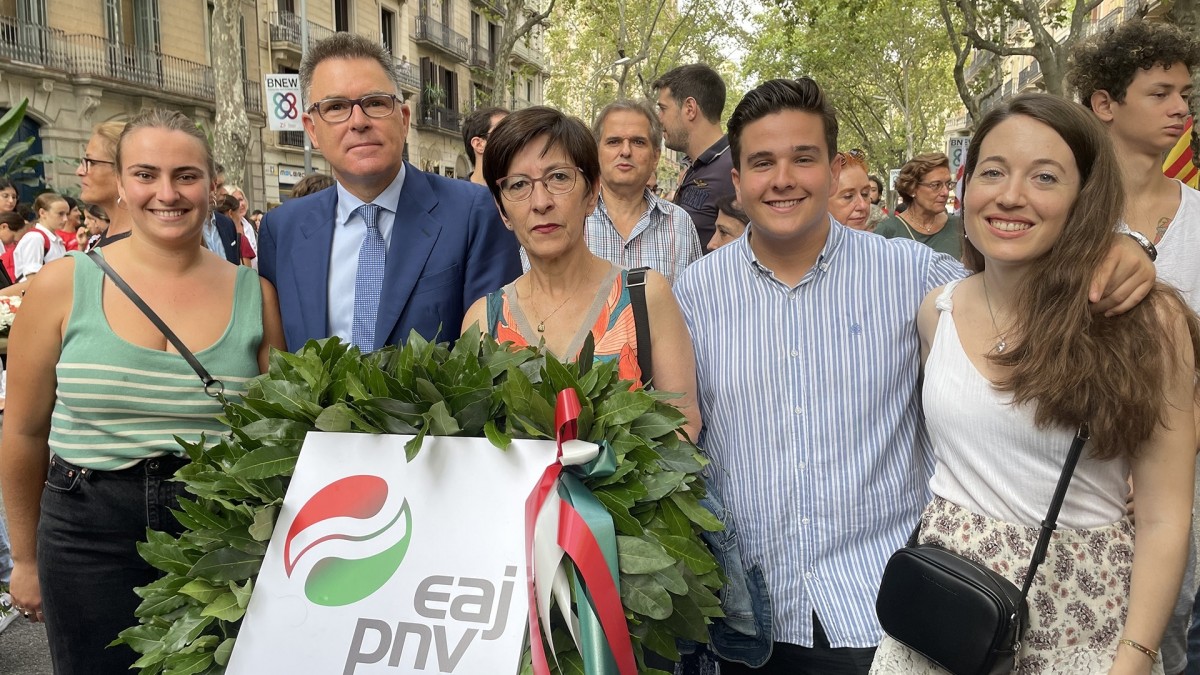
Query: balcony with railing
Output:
[[268, 10, 335, 55], [395, 58, 421, 93], [469, 43, 494, 70], [470, 0, 507, 17], [414, 104, 462, 133], [511, 39, 544, 69], [414, 15, 469, 62], [964, 50, 996, 82], [1017, 59, 1042, 90], [0, 15, 264, 115]]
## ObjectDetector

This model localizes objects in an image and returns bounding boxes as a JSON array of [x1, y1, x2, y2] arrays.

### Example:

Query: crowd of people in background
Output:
[[0, 15, 1197, 675]]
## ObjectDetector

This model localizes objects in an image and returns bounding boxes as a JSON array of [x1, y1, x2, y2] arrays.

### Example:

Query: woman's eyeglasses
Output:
[[496, 167, 583, 202], [79, 156, 115, 174]]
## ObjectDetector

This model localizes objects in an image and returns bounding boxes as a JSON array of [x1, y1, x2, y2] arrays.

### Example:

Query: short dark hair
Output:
[[462, 106, 509, 166], [218, 195, 240, 215], [715, 195, 749, 226], [868, 174, 883, 192], [0, 177, 14, 194], [592, 100, 663, 150], [482, 106, 600, 218], [652, 64, 726, 124], [0, 210, 25, 232], [300, 32, 401, 106], [728, 78, 839, 170], [1068, 19, 1200, 109]]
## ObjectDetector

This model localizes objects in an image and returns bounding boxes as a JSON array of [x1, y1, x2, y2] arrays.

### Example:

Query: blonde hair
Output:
[[92, 120, 127, 161]]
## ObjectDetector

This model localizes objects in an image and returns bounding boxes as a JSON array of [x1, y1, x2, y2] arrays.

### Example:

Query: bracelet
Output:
[[1122, 230, 1158, 262], [1119, 637, 1160, 662]]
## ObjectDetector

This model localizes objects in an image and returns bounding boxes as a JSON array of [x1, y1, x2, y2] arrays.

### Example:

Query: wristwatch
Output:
[[1123, 230, 1158, 262]]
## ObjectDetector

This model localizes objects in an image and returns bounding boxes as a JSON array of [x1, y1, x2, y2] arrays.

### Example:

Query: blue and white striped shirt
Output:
[[674, 220, 964, 648]]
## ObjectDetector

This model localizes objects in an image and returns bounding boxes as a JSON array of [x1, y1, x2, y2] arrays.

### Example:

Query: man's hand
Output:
[[1089, 235, 1155, 316]]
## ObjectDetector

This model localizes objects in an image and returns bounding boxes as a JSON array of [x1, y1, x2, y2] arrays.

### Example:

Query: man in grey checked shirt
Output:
[[585, 100, 701, 284]]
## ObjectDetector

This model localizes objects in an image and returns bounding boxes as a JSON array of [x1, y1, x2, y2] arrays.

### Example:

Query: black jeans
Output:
[[37, 454, 189, 675], [720, 614, 877, 675]]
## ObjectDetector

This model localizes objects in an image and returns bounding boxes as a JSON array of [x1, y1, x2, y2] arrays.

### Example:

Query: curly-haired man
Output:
[[1070, 19, 1200, 675]]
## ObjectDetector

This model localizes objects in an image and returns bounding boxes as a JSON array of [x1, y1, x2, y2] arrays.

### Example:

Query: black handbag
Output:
[[875, 424, 1089, 675]]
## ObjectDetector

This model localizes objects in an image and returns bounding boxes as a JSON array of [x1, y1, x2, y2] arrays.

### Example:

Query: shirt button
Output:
[[790, 349, 799, 357], [793, 406, 803, 415], [805, 571, 814, 579], [801, 517, 810, 525], [798, 461, 807, 469]]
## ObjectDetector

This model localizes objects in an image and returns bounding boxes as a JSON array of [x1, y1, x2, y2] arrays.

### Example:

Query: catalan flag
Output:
[[1164, 116, 1199, 188]]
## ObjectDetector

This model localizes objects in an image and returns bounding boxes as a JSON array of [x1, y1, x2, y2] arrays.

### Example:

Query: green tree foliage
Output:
[[746, 0, 959, 173], [544, 0, 747, 122]]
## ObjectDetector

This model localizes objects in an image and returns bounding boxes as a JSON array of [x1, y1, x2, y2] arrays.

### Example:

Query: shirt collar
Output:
[[692, 135, 731, 167], [335, 163, 407, 225], [595, 187, 668, 219], [738, 214, 846, 282]]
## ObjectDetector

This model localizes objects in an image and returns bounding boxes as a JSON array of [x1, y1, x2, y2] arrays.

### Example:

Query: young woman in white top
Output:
[[871, 93, 1200, 674]]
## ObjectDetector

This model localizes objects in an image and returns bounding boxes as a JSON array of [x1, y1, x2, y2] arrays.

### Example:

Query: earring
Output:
[[116, 196, 122, 206]]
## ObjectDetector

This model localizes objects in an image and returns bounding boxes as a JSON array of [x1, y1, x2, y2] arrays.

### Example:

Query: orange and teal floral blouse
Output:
[[485, 263, 643, 385]]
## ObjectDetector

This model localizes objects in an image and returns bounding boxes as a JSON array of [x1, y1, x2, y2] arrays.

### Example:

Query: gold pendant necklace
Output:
[[981, 276, 1007, 353]]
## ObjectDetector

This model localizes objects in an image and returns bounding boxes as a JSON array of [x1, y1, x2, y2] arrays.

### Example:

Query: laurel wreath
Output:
[[117, 329, 724, 675]]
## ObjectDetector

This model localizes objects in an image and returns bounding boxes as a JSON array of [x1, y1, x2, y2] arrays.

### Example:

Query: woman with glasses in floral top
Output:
[[874, 152, 964, 259]]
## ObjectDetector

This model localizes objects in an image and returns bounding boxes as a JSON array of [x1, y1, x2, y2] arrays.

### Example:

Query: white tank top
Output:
[[924, 279, 1130, 529]]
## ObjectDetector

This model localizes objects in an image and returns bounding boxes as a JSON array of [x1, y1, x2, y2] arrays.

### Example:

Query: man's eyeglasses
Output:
[[917, 180, 956, 192], [307, 94, 400, 123], [79, 156, 115, 174], [497, 167, 583, 202]]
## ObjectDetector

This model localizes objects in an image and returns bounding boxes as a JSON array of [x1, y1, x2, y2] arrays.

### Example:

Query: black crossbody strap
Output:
[[626, 267, 652, 387], [86, 251, 225, 399], [1018, 423, 1089, 600]]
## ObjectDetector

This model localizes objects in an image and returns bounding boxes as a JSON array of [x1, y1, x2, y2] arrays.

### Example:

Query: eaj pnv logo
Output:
[[283, 475, 413, 607]]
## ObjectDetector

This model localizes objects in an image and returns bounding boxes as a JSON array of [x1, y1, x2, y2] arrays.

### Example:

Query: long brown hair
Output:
[[963, 93, 1200, 460]]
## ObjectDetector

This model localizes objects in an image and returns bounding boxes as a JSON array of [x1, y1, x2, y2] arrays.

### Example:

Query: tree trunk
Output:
[[488, 0, 555, 108], [212, 0, 250, 188]]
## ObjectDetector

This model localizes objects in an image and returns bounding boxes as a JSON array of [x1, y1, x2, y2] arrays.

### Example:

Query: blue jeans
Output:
[[37, 454, 189, 675], [697, 472, 774, 668], [0, 511, 12, 586]]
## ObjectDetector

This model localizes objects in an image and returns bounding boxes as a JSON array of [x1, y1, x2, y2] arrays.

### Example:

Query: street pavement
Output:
[[0, 481, 53, 675]]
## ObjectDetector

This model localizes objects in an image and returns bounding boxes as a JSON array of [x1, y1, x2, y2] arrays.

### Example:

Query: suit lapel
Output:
[[295, 189, 339, 342], [375, 164, 441, 348]]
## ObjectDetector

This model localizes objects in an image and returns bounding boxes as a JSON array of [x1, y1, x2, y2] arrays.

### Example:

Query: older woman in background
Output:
[[874, 152, 963, 258], [77, 121, 132, 247], [829, 150, 873, 231]]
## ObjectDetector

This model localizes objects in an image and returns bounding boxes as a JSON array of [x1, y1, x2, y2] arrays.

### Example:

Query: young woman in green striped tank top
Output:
[[0, 109, 285, 674]]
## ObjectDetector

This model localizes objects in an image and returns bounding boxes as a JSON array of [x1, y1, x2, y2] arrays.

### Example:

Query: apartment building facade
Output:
[[0, 0, 546, 208]]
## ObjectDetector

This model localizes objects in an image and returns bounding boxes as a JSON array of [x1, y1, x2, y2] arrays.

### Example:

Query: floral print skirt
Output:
[[871, 496, 1162, 675]]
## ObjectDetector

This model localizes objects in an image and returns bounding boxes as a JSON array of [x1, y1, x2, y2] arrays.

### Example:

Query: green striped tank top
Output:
[[49, 251, 264, 470]]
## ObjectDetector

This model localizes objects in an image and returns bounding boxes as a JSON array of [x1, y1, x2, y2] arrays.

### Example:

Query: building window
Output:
[[334, 0, 350, 32], [17, 0, 47, 25], [278, 0, 294, 12], [133, 0, 161, 51], [381, 7, 396, 54]]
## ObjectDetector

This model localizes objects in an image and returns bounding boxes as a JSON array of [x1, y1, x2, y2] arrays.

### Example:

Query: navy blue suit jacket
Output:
[[214, 212, 241, 264], [258, 164, 521, 352]]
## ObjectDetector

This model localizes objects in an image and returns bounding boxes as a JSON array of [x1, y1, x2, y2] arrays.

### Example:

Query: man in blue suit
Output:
[[259, 33, 521, 352]]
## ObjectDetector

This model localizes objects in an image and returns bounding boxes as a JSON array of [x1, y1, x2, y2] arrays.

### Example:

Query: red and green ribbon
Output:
[[525, 389, 636, 675]]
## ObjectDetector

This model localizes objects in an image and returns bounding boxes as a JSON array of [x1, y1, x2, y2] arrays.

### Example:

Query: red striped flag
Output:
[[1164, 117, 1199, 188]]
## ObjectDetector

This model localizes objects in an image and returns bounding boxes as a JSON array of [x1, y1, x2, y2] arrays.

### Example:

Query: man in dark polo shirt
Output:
[[653, 64, 735, 250]]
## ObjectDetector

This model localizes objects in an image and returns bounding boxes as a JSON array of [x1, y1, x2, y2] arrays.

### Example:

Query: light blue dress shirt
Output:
[[204, 214, 225, 258], [673, 219, 965, 649], [327, 166, 406, 342]]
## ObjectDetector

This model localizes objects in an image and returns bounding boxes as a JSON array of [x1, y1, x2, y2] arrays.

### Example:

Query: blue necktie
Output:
[[351, 203, 385, 351]]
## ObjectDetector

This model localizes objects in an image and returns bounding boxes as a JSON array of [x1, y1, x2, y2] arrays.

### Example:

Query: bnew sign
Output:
[[227, 433, 557, 675]]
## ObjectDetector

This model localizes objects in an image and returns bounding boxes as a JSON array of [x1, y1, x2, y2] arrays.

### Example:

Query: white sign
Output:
[[946, 136, 971, 179], [228, 433, 557, 675], [277, 165, 307, 184], [264, 73, 303, 132]]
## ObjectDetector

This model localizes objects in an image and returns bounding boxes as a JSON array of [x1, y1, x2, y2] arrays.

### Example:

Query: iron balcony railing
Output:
[[414, 15, 469, 61], [416, 104, 462, 133], [278, 131, 305, 147], [396, 59, 421, 92], [0, 15, 262, 113], [469, 43, 494, 70], [511, 40, 543, 66], [268, 10, 334, 47]]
